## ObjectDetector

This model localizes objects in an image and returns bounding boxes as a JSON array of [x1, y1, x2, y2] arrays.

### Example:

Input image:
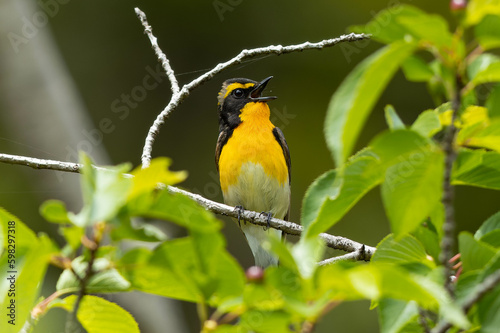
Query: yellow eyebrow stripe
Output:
[[223, 82, 255, 99]]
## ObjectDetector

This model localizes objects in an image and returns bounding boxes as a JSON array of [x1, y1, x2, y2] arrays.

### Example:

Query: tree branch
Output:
[[134, 7, 370, 168], [134, 8, 179, 95], [318, 245, 367, 266], [67, 233, 100, 332], [0, 152, 375, 259], [431, 268, 500, 333], [439, 76, 462, 296]]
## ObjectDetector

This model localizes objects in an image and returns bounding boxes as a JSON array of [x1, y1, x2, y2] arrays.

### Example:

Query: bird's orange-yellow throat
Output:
[[215, 76, 291, 267]]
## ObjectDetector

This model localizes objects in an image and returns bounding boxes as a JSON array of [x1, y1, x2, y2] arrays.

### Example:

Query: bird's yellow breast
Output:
[[218, 102, 288, 192]]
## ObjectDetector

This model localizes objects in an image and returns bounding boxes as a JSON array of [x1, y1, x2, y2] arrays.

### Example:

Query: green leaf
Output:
[[396, 12, 453, 51], [119, 244, 200, 302], [128, 189, 221, 233], [0, 209, 56, 333], [240, 310, 291, 332], [56, 295, 139, 333], [485, 84, 500, 118], [60, 225, 84, 252], [381, 148, 444, 237], [480, 230, 500, 247], [350, 264, 467, 328], [402, 56, 434, 82], [300, 170, 338, 232], [292, 237, 324, 279], [385, 105, 405, 130], [350, 6, 418, 44], [364, 130, 443, 236], [370, 129, 433, 169], [110, 215, 167, 242], [452, 148, 500, 190], [319, 264, 422, 306], [412, 224, 441, 263], [477, 285, 500, 333], [119, 236, 244, 305], [351, 6, 450, 47], [459, 118, 500, 152], [40, 200, 72, 224], [468, 54, 500, 81], [317, 262, 468, 328], [325, 41, 417, 165], [372, 234, 435, 271], [243, 282, 284, 311], [378, 299, 419, 333], [268, 234, 299, 274], [482, 251, 500, 278], [302, 150, 382, 238], [210, 250, 245, 305], [475, 211, 500, 240], [265, 267, 305, 309], [455, 271, 482, 304], [411, 110, 442, 137], [129, 157, 187, 199], [212, 325, 240, 333], [466, 0, 500, 26], [71, 153, 132, 227], [458, 232, 497, 272], [57, 257, 131, 293], [470, 62, 500, 88], [429, 203, 445, 239], [475, 15, 500, 50]]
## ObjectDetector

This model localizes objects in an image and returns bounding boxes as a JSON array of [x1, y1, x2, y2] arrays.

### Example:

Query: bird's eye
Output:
[[232, 89, 244, 99]]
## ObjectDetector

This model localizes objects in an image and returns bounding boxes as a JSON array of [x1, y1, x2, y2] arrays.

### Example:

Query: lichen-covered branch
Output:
[[134, 7, 370, 168], [134, 8, 179, 95], [0, 152, 375, 259]]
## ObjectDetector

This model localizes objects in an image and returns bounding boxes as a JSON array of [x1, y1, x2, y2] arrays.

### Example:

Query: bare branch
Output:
[[0, 152, 375, 258], [134, 7, 370, 168], [318, 245, 368, 266], [134, 7, 179, 95], [431, 268, 500, 333], [181, 33, 371, 94]]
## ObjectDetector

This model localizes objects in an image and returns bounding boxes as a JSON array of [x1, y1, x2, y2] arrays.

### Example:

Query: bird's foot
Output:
[[235, 205, 245, 227], [260, 212, 273, 231]]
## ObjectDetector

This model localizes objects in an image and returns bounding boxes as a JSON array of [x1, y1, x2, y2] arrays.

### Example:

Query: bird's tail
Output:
[[241, 223, 281, 268]]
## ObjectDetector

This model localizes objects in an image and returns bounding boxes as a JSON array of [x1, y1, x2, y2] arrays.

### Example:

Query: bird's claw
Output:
[[260, 212, 272, 231], [235, 206, 245, 227]]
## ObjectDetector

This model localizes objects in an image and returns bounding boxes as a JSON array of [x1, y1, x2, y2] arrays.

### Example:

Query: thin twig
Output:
[[318, 245, 367, 265], [431, 268, 500, 333], [301, 320, 316, 333], [134, 7, 370, 168], [418, 308, 431, 333], [439, 76, 462, 296], [0, 152, 375, 258], [134, 8, 179, 95], [68, 233, 100, 331]]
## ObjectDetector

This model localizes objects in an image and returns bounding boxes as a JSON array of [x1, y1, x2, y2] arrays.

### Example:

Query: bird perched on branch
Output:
[[215, 76, 291, 268]]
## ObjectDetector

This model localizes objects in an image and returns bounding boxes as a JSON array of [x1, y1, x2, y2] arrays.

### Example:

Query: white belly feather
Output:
[[223, 162, 290, 267]]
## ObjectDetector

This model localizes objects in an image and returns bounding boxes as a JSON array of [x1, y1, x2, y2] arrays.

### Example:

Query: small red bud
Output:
[[246, 266, 264, 282], [450, 0, 467, 11]]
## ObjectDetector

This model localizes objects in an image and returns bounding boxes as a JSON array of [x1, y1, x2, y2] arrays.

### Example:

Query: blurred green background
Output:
[[1, 0, 499, 332]]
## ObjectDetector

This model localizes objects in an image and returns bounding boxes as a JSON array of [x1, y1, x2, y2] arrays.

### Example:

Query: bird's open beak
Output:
[[250, 76, 277, 102]]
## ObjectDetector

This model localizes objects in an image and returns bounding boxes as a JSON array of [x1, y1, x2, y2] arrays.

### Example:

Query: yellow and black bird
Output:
[[215, 76, 291, 268]]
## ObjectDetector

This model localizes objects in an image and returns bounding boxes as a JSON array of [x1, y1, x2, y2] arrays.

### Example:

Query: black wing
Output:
[[273, 127, 291, 183], [273, 127, 291, 222], [215, 128, 231, 173]]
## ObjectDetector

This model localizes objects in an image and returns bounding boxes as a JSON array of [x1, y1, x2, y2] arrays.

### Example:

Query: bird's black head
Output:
[[217, 76, 277, 130]]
